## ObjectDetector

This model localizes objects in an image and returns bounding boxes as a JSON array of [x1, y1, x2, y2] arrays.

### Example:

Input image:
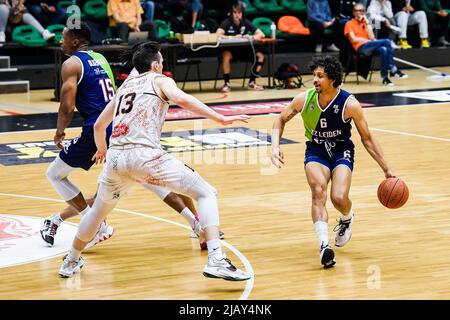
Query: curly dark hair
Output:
[[308, 56, 343, 88]]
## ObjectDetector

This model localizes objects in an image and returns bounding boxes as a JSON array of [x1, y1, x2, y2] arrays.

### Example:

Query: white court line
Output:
[[371, 128, 450, 142], [0, 192, 254, 300]]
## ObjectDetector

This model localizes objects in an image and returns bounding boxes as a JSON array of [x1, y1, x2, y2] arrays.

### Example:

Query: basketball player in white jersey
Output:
[[59, 41, 252, 281]]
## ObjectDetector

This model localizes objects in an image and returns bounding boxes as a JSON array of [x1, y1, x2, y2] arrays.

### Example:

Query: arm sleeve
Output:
[[107, 0, 118, 17], [134, 0, 144, 15], [218, 19, 229, 33], [368, 3, 387, 22], [419, 0, 433, 13], [384, 1, 394, 19], [245, 19, 257, 34], [307, 1, 324, 23], [343, 21, 351, 36]]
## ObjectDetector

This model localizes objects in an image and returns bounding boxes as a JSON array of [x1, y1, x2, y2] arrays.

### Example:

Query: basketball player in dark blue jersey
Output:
[[271, 56, 396, 268], [40, 22, 116, 248]]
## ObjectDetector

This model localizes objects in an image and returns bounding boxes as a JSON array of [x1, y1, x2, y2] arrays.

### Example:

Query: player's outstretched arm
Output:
[[54, 58, 80, 149], [271, 92, 305, 168], [346, 96, 395, 178], [158, 77, 250, 125], [92, 97, 116, 164]]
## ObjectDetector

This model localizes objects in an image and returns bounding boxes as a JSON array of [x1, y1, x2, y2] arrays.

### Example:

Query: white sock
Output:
[[207, 239, 223, 259], [51, 214, 63, 226], [340, 209, 353, 222], [68, 248, 81, 261], [314, 221, 329, 249], [180, 207, 196, 229], [79, 206, 91, 216]]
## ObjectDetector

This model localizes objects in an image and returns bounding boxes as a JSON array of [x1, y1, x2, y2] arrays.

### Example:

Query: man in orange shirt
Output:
[[108, 0, 144, 42], [344, 3, 407, 86]]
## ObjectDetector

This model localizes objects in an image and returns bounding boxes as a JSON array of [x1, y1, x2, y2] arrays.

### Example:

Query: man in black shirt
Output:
[[216, 2, 265, 92]]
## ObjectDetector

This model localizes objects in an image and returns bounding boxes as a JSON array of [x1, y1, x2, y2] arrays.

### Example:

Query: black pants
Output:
[[112, 21, 157, 42], [427, 13, 450, 40], [112, 22, 130, 42], [308, 19, 341, 46]]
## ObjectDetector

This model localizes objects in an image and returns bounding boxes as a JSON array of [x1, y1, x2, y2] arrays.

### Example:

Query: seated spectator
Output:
[[0, 0, 55, 43], [26, 0, 66, 27], [344, 3, 408, 86], [216, 2, 265, 92], [108, 0, 156, 42], [392, 0, 430, 48], [419, 0, 449, 45], [167, 0, 203, 29], [307, 0, 340, 53], [337, 0, 357, 24], [367, 0, 402, 49], [167, 0, 193, 33]]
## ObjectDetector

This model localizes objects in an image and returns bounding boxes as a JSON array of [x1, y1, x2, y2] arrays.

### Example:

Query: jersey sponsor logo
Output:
[[0, 128, 298, 166], [312, 129, 342, 139], [111, 124, 130, 138], [94, 68, 107, 76], [0, 215, 77, 269], [87, 59, 106, 67], [333, 105, 340, 114], [309, 104, 314, 110]]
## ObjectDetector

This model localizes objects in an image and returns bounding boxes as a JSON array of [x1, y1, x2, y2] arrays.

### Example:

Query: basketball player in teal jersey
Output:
[[41, 23, 219, 249], [271, 56, 395, 268]]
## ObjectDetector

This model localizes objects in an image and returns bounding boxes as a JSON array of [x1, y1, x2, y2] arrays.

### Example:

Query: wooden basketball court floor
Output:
[[0, 68, 449, 300]]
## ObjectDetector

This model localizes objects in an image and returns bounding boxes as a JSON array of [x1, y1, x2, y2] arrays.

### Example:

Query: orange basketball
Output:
[[377, 177, 409, 209]]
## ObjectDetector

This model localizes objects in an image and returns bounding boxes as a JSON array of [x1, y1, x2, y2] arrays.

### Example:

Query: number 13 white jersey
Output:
[[109, 72, 169, 150]]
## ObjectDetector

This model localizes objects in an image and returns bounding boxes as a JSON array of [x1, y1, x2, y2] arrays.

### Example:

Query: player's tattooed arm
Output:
[[285, 108, 299, 122], [347, 96, 395, 178]]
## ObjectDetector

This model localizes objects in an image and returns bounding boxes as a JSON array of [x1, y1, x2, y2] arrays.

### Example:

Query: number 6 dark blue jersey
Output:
[[73, 50, 116, 127], [301, 88, 355, 171]]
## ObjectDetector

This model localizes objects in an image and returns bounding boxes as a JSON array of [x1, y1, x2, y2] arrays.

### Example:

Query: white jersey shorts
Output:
[[97, 147, 208, 203]]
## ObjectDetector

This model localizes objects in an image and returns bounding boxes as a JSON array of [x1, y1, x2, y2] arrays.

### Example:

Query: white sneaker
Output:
[[59, 255, 84, 278], [320, 244, 336, 268], [203, 254, 251, 281], [315, 44, 323, 53], [42, 29, 55, 41], [390, 40, 401, 50], [327, 43, 340, 52], [85, 221, 114, 249], [0, 32, 5, 43], [334, 214, 354, 247], [193, 219, 207, 250]]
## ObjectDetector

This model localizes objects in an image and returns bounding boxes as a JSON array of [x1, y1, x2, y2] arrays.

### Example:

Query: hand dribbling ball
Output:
[[377, 177, 409, 209]]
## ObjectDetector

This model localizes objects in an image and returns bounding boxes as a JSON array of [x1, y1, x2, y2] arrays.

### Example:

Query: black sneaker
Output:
[[320, 243, 336, 269], [390, 70, 408, 79], [382, 77, 395, 86], [40, 218, 59, 246]]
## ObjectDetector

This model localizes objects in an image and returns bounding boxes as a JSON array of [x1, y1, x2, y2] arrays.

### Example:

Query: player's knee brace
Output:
[[76, 199, 112, 242], [46, 156, 80, 201]]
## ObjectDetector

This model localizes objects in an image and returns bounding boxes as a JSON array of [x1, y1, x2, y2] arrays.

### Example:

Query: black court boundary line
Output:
[[0, 87, 449, 133]]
